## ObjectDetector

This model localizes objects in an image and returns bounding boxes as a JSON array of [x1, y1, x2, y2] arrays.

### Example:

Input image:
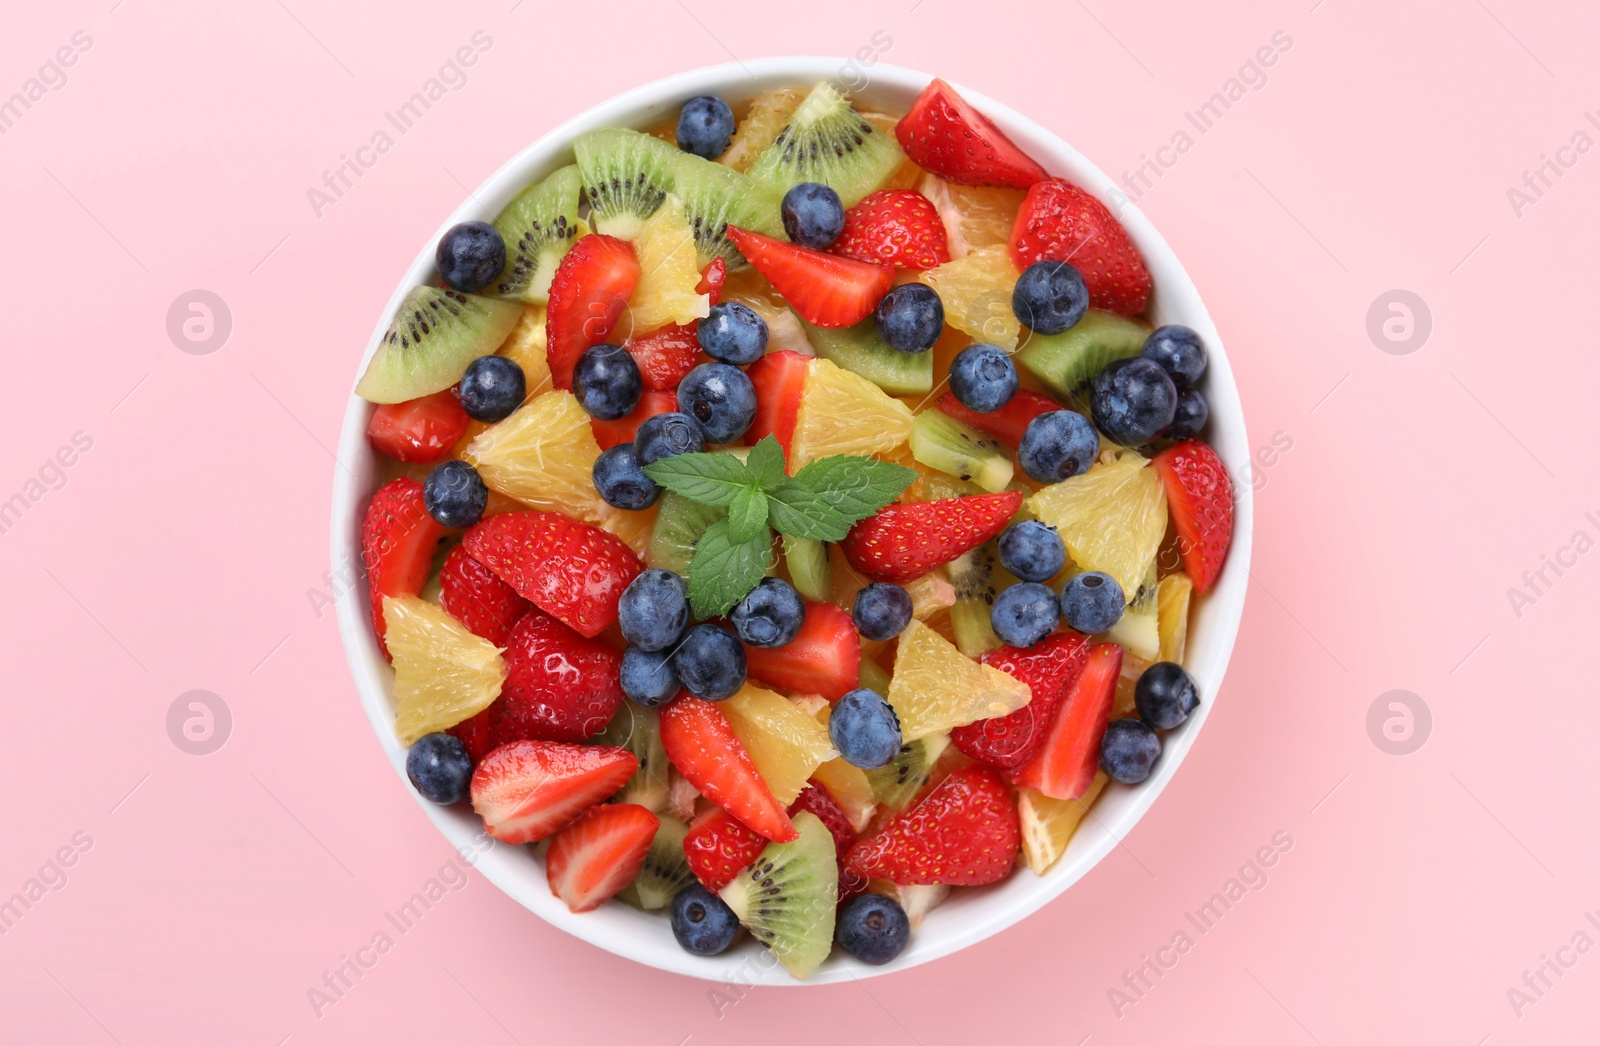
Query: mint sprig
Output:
[[642, 436, 915, 617]]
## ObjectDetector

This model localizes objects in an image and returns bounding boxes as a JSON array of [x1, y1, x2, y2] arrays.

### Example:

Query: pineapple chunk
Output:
[[887, 619, 1031, 741], [383, 596, 506, 745]]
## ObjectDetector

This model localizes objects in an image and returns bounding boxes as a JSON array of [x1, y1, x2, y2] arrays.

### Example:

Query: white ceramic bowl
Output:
[[333, 57, 1252, 985]]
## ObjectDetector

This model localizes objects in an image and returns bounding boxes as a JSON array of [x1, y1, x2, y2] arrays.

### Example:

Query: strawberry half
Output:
[[895, 78, 1048, 190], [366, 391, 470, 463], [726, 226, 893, 328], [742, 601, 861, 700], [1009, 178, 1150, 317], [469, 739, 637, 844], [684, 805, 768, 891], [846, 766, 1020, 886], [831, 190, 951, 271], [590, 388, 680, 450], [951, 631, 1089, 770], [743, 350, 810, 461], [935, 390, 1061, 448], [660, 696, 797, 842], [361, 478, 446, 657], [623, 325, 701, 392], [546, 802, 660, 912], [438, 543, 530, 647], [546, 234, 640, 391], [1152, 440, 1233, 594], [1010, 642, 1121, 799], [462, 511, 642, 638], [840, 491, 1023, 583]]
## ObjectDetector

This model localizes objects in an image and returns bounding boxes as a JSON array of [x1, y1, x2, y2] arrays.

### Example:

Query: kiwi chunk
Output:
[[865, 733, 951, 810], [718, 812, 838, 980], [489, 164, 582, 303], [573, 128, 678, 238], [943, 542, 1010, 658], [801, 319, 933, 395], [784, 535, 831, 602], [615, 816, 694, 910], [1103, 561, 1159, 659], [857, 654, 892, 694], [671, 151, 784, 270], [748, 82, 905, 208], [597, 701, 670, 813], [356, 287, 523, 403], [1018, 310, 1150, 403], [911, 410, 1015, 493], [647, 491, 728, 575]]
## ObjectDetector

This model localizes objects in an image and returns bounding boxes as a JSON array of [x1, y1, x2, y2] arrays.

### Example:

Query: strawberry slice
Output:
[[840, 491, 1023, 583], [951, 631, 1089, 770], [546, 234, 640, 391], [622, 325, 701, 392], [469, 739, 637, 844], [365, 391, 470, 463], [1010, 642, 1121, 799], [546, 802, 660, 912], [683, 805, 768, 891], [831, 189, 951, 271], [1152, 440, 1233, 594], [726, 226, 893, 328], [743, 350, 810, 460], [846, 766, 1020, 886], [660, 696, 797, 842], [361, 478, 446, 657], [742, 601, 861, 701], [462, 511, 643, 637], [591, 388, 680, 450], [696, 257, 727, 304], [1009, 178, 1150, 317], [895, 78, 1048, 190], [935, 390, 1061, 448], [438, 544, 531, 647]]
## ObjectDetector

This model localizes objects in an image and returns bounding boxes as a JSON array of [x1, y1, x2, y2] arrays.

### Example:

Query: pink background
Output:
[[3, 0, 1595, 1041]]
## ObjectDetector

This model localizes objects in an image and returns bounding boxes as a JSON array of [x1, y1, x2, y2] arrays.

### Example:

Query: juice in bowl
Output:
[[332, 58, 1251, 984]]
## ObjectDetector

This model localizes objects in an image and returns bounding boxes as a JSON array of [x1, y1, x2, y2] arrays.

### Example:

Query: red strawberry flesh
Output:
[[361, 477, 446, 657], [1009, 178, 1151, 317], [546, 802, 660, 912], [831, 189, 951, 271], [684, 806, 768, 891], [1152, 440, 1233, 593], [935, 390, 1061, 448], [846, 766, 1020, 886], [438, 543, 530, 647], [726, 226, 893, 329], [660, 696, 797, 842], [462, 511, 642, 638], [1011, 642, 1121, 800], [951, 631, 1089, 770], [742, 601, 861, 701], [840, 491, 1023, 583], [895, 78, 1048, 190], [469, 739, 637, 844], [365, 391, 469, 463], [546, 234, 640, 391]]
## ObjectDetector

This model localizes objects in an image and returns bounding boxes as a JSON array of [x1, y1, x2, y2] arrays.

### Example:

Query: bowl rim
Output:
[[332, 56, 1253, 986]]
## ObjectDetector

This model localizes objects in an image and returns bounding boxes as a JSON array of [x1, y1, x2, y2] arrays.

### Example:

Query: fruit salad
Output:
[[354, 76, 1235, 979]]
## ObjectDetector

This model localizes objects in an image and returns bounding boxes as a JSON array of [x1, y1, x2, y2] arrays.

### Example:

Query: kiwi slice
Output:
[[355, 287, 523, 404], [1103, 561, 1160, 660], [943, 542, 1008, 658], [718, 812, 838, 980], [489, 164, 582, 303], [911, 410, 1015, 493], [1017, 310, 1150, 403], [784, 535, 831, 602], [670, 151, 784, 270], [573, 127, 678, 238], [615, 816, 694, 910], [597, 701, 670, 813], [865, 733, 951, 810], [858, 654, 892, 694], [801, 319, 933, 396], [647, 490, 728, 575], [748, 82, 905, 208]]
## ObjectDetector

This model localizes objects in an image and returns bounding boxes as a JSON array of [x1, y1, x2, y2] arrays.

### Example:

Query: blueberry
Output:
[[998, 521, 1065, 583], [436, 221, 506, 293], [990, 582, 1060, 648], [1018, 410, 1098, 484], [835, 893, 911, 965], [677, 362, 757, 443], [670, 883, 740, 955], [676, 96, 736, 160], [829, 688, 903, 770], [874, 284, 945, 354], [697, 302, 768, 366], [851, 582, 913, 641], [1011, 260, 1089, 335], [406, 732, 474, 804], [949, 343, 1018, 413], [673, 623, 747, 700], [1091, 357, 1177, 446], [1141, 325, 1207, 387], [620, 646, 680, 707], [1165, 387, 1208, 440], [423, 459, 488, 527], [593, 443, 660, 510], [1134, 661, 1200, 730], [1100, 717, 1162, 783], [780, 182, 846, 249], [573, 343, 642, 421], [1060, 571, 1124, 634], [730, 577, 806, 648], [637, 411, 705, 465], [617, 569, 691, 652], [457, 355, 526, 423]]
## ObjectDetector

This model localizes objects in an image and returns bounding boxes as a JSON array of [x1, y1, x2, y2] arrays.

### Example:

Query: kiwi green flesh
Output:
[[781, 535, 830, 603], [573, 127, 678, 239], [944, 542, 1011, 658], [865, 733, 951, 810], [615, 816, 694, 910], [718, 812, 837, 980], [911, 411, 1015, 493], [1018, 310, 1150, 404], [490, 164, 582, 303], [597, 701, 670, 814], [647, 491, 728, 575], [670, 151, 784, 270], [1103, 561, 1160, 659], [801, 319, 933, 395], [857, 654, 892, 693], [356, 287, 522, 404], [747, 82, 905, 208]]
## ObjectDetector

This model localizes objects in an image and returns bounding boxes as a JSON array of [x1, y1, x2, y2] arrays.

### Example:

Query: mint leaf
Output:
[[727, 489, 769, 543], [686, 519, 774, 618], [767, 484, 854, 541], [791, 455, 917, 520], [745, 436, 786, 490], [642, 451, 755, 508]]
